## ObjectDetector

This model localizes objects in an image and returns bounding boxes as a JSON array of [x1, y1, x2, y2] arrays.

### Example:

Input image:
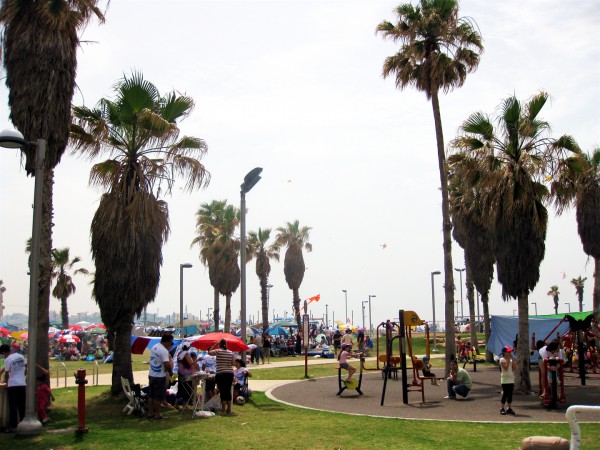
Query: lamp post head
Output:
[[454, 268, 465, 273], [0, 128, 27, 149], [342, 289, 347, 293], [241, 167, 263, 194], [431, 271, 441, 276], [181, 263, 193, 269]]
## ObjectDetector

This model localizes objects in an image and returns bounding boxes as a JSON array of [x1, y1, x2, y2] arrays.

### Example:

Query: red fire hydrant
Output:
[[74, 369, 88, 434]]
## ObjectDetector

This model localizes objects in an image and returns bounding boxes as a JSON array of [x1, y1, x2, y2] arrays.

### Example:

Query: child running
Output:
[[338, 343, 356, 380]]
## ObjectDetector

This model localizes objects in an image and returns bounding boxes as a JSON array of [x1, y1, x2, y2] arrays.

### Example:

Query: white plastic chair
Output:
[[121, 377, 135, 415]]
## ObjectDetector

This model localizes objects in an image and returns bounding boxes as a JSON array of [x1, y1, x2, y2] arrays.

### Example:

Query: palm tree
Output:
[[70, 72, 210, 392], [452, 91, 580, 393], [570, 277, 587, 313], [448, 154, 495, 360], [51, 247, 90, 329], [547, 285, 560, 315], [247, 228, 280, 331], [376, 0, 483, 373], [275, 221, 312, 327], [0, 280, 5, 318], [552, 148, 600, 319], [0, 0, 105, 376], [192, 200, 240, 332]]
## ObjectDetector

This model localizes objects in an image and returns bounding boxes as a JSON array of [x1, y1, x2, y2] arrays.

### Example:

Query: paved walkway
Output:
[[60, 357, 600, 423]]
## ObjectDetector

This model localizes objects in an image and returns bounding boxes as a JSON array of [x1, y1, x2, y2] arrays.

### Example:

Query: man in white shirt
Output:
[[147, 335, 174, 419], [0, 344, 27, 432]]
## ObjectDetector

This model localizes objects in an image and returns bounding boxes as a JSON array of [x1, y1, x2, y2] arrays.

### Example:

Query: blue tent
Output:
[[486, 315, 570, 363]]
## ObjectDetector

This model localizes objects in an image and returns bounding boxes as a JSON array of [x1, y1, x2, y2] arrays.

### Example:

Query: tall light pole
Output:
[[431, 271, 441, 353], [531, 302, 538, 316], [207, 307, 212, 323], [180, 263, 193, 336], [454, 267, 465, 318], [325, 304, 329, 328], [267, 284, 273, 327], [240, 167, 262, 353], [361, 301, 368, 330], [368, 295, 375, 336], [342, 289, 348, 324], [564, 302, 571, 313], [0, 129, 45, 435]]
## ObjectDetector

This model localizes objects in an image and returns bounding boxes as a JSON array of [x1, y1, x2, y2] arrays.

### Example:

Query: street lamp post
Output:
[[368, 295, 375, 336], [454, 268, 465, 318], [180, 263, 193, 337], [240, 167, 263, 354], [207, 307, 212, 323], [531, 302, 538, 316], [0, 129, 45, 435], [431, 271, 441, 353], [564, 302, 571, 313], [342, 289, 347, 324], [325, 304, 328, 328], [361, 301, 368, 330]]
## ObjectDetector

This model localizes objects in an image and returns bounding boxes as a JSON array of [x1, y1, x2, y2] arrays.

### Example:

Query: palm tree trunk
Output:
[[213, 287, 220, 331], [482, 293, 493, 362], [431, 91, 456, 376], [261, 276, 269, 332], [594, 257, 600, 323], [465, 269, 477, 353], [514, 292, 531, 394], [224, 294, 231, 333], [111, 323, 133, 394], [61, 297, 69, 329], [292, 288, 301, 328], [36, 169, 54, 376]]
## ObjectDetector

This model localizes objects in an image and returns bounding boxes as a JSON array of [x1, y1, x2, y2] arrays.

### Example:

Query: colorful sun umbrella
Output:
[[0, 327, 11, 337], [68, 324, 83, 331], [59, 334, 81, 343], [189, 332, 249, 353], [85, 323, 106, 330]]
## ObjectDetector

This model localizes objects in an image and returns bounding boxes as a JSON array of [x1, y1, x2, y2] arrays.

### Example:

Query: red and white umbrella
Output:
[[85, 323, 106, 330], [68, 324, 83, 331], [59, 335, 81, 343], [189, 332, 249, 353]]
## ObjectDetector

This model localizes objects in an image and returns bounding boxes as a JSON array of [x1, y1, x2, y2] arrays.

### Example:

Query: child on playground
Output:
[[422, 356, 440, 386], [36, 374, 55, 423], [338, 343, 356, 380]]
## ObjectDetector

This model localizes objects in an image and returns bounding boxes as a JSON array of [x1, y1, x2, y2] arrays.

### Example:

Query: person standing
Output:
[[445, 359, 472, 399], [357, 328, 365, 352], [333, 329, 342, 357], [208, 339, 235, 415], [262, 333, 272, 364], [0, 343, 27, 432], [342, 328, 354, 349], [147, 334, 174, 419], [499, 346, 517, 415], [254, 334, 264, 364]]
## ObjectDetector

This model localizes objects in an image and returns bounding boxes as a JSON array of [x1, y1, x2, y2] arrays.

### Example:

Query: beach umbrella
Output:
[[266, 326, 288, 337], [0, 327, 10, 337], [315, 333, 327, 344], [17, 331, 28, 341], [271, 320, 298, 328], [189, 332, 249, 353], [235, 327, 260, 337], [75, 321, 91, 327], [59, 335, 80, 343], [85, 323, 106, 330], [68, 324, 83, 331], [85, 327, 107, 335]]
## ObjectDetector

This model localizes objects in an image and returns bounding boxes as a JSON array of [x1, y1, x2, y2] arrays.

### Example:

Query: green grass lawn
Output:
[[1, 386, 598, 450]]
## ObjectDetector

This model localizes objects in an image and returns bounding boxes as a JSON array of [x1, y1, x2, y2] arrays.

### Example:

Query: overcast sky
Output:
[[1, 0, 598, 329]]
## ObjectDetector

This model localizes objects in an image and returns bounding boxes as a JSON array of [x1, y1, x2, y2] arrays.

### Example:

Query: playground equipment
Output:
[[380, 310, 433, 405], [336, 352, 365, 396]]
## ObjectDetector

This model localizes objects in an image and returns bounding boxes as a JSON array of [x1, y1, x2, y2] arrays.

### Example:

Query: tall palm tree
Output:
[[192, 200, 240, 332], [452, 91, 580, 393], [70, 72, 209, 392], [448, 154, 495, 360], [570, 276, 587, 313], [275, 220, 312, 327], [552, 148, 600, 319], [0, 0, 105, 376], [547, 285, 560, 315], [51, 247, 90, 329], [247, 228, 280, 331], [0, 280, 5, 318], [376, 0, 483, 373]]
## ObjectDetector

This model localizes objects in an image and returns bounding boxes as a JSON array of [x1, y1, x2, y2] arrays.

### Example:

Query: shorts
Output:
[[339, 362, 350, 369], [215, 372, 234, 401], [148, 376, 167, 401]]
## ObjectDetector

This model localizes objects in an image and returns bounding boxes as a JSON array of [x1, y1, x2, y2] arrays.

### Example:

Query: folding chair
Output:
[[121, 376, 147, 416]]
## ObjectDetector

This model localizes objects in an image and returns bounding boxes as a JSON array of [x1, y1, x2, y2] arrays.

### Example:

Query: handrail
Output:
[[93, 361, 99, 386], [54, 362, 68, 388], [566, 405, 600, 450]]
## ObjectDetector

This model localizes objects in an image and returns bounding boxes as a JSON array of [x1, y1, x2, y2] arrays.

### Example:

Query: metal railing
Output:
[[54, 362, 67, 388]]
